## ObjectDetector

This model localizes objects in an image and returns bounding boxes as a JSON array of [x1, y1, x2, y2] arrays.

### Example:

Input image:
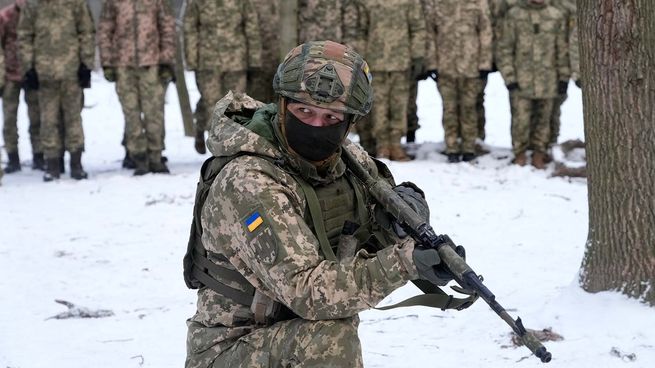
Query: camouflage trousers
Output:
[[407, 79, 420, 136], [39, 79, 84, 159], [437, 75, 482, 154], [116, 66, 165, 156], [355, 116, 376, 155], [194, 317, 362, 368], [477, 77, 488, 141], [3, 80, 41, 154], [549, 92, 567, 145], [371, 71, 409, 150], [511, 94, 553, 155], [247, 68, 277, 104], [195, 70, 246, 132]]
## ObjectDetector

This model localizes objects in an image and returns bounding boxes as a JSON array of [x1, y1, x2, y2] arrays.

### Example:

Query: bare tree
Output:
[[578, 0, 655, 305]]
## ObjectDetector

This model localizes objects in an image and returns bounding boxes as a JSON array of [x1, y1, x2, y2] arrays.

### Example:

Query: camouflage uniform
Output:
[[184, 0, 262, 134], [433, 0, 493, 155], [1, 0, 41, 163], [247, 0, 279, 104], [549, 0, 578, 145], [97, 0, 175, 167], [185, 93, 418, 368], [0, 31, 3, 182], [496, 0, 569, 157], [355, 0, 426, 159], [17, 0, 95, 161], [298, 0, 344, 43]]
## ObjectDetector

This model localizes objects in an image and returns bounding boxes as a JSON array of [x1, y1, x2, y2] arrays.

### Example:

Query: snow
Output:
[[1, 73, 653, 368]]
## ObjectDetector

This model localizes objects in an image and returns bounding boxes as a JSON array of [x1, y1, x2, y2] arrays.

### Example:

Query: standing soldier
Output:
[[247, 0, 279, 104], [0, 31, 3, 185], [549, 0, 578, 147], [496, 0, 569, 168], [298, 0, 344, 43], [433, 0, 493, 163], [184, 0, 262, 155], [17, 0, 95, 181], [98, 0, 176, 175], [1, 0, 43, 173], [356, 0, 426, 161]]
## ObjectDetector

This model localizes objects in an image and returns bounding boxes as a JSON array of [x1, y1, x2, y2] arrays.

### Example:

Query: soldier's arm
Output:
[[496, 11, 517, 86], [242, 0, 262, 69], [97, 0, 116, 67], [76, 0, 95, 68], [157, 0, 176, 66], [556, 13, 571, 82], [16, 2, 34, 73], [183, 0, 199, 71], [408, 0, 427, 61], [202, 157, 418, 321], [341, 0, 365, 54], [478, 0, 493, 71]]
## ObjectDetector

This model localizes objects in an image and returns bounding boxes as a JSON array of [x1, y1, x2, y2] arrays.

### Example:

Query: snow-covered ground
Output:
[[1, 73, 653, 368]]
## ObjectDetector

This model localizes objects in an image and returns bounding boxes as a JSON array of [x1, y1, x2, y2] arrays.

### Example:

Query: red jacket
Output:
[[0, 1, 22, 82]]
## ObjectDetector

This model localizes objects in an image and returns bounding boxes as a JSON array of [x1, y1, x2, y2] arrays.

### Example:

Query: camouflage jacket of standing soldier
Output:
[[348, 0, 426, 72], [97, 0, 176, 68], [186, 93, 418, 366], [298, 0, 343, 43], [17, 0, 95, 81], [551, 0, 579, 81], [433, 0, 493, 78], [0, 1, 23, 82], [183, 0, 262, 72], [250, 0, 280, 74], [496, 0, 569, 99]]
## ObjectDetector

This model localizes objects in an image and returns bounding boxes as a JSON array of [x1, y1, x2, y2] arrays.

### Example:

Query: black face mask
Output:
[[284, 111, 350, 162]]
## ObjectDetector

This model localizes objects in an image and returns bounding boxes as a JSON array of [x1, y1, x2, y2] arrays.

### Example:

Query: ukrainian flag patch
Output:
[[245, 211, 264, 233]]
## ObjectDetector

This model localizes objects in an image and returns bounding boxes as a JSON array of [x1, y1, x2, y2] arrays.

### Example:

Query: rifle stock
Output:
[[342, 148, 552, 363]]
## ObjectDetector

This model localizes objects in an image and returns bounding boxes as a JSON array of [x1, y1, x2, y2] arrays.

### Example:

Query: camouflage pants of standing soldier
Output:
[[3, 81, 41, 156], [549, 92, 567, 145], [477, 77, 488, 141], [195, 317, 363, 368], [38, 79, 84, 159], [195, 70, 246, 133], [355, 115, 376, 155], [115, 66, 165, 161], [247, 68, 277, 104], [511, 95, 553, 155], [371, 71, 409, 151], [406, 79, 420, 142], [437, 75, 480, 154]]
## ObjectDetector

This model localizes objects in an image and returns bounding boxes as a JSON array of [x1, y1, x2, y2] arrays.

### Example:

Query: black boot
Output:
[[148, 150, 170, 174], [5, 152, 21, 173], [406, 130, 416, 143], [70, 151, 88, 180], [462, 152, 476, 162], [122, 150, 136, 169], [32, 153, 45, 170], [59, 155, 65, 174], [132, 152, 149, 176], [43, 158, 60, 182], [194, 130, 206, 154], [447, 153, 461, 163]]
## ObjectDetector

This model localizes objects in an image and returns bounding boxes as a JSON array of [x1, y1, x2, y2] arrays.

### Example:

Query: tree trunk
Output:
[[578, 0, 655, 305]]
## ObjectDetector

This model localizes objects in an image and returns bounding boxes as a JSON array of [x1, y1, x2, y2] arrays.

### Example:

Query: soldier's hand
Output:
[[416, 69, 436, 81], [479, 69, 491, 80], [506, 82, 519, 92], [159, 64, 175, 84], [558, 81, 569, 95], [78, 64, 91, 89], [413, 239, 466, 286], [575, 79, 582, 89], [391, 182, 429, 238], [103, 67, 116, 83], [23, 68, 39, 90], [410, 58, 425, 80], [429, 70, 439, 82]]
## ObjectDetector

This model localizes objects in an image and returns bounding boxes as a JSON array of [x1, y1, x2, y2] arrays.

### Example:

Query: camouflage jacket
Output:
[[496, 0, 569, 98], [551, 0, 579, 81], [488, 0, 518, 66], [183, 0, 262, 72], [17, 0, 95, 81], [298, 0, 343, 43], [186, 93, 418, 366], [250, 0, 280, 73], [97, 0, 176, 68], [433, 0, 493, 78], [0, 1, 21, 82], [353, 0, 426, 72]]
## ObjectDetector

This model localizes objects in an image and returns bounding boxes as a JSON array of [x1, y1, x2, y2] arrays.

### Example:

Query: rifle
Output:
[[341, 148, 552, 363]]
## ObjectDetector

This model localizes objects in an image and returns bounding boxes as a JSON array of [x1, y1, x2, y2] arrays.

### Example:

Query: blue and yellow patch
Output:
[[244, 211, 264, 233]]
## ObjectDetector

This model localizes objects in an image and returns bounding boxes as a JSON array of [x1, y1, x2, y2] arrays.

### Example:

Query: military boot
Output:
[[532, 151, 547, 170], [461, 152, 476, 162], [132, 152, 149, 176], [122, 150, 136, 169], [148, 150, 170, 174], [406, 130, 416, 143], [376, 146, 391, 159], [32, 153, 45, 170], [59, 155, 66, 174], [389, 144, 413, 162], [194, 130, 206, 154], [4, 152, 21, 173], [447, 153, 461, 163], [69, 150, 88, 180], [513, 152, 528, 166], [43, 157, 60, 182]]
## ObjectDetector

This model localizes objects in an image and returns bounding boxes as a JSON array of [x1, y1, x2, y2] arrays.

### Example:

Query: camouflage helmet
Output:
[[273, 41, 373, 118]]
